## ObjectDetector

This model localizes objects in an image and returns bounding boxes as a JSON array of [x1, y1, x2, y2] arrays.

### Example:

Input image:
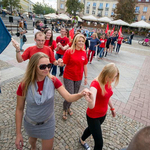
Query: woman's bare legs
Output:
[[29, 137, 37, 150], [42, 138, 54, 150]]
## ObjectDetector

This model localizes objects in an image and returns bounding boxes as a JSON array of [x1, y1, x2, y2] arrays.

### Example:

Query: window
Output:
[[146, 0, 149, 2], [111, 11, 114, 16], [86, 10, 89, 14], [60, 4, 64, 9], [141, 15, 145, 20], [112, 4, 116, 9], [99, 3, 103, 9], [106, 3, 109, 8], [97, 11, 102, 17], [92, 10, 96, 15], [135, 6, 140, 13], [87, 2, 90, 6], [61, 0, 65, 1], [93, 2, 96, 7], [105, 11, 108, 16], [143, 7, 147, 12], [138, 0, 141, 1]]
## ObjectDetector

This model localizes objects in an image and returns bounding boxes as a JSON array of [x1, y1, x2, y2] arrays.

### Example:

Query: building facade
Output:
[[20, 0, 34, 13], [135, 0, 150, 23], [84, 0, 118, 17]]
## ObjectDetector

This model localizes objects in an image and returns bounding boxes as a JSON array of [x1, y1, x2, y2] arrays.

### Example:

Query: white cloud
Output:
[[31, 0, 57, 10]]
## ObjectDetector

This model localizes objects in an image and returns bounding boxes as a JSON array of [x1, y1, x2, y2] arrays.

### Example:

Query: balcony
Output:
[[134, 10, 140, 14], [97, 14, 102, 17], [98, 7, 103, 10]]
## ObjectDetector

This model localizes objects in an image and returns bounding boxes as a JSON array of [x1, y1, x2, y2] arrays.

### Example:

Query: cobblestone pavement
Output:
[[0, 31, 150, 149]]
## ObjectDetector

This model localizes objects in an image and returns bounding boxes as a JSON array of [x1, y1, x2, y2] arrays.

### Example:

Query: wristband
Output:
[[110, 108, 115, 111], [16, 50, 20, 53], [85, 77, 87, 78]]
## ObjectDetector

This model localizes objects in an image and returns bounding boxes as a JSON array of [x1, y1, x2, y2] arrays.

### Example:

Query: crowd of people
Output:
[[11, 22, 148, 150]]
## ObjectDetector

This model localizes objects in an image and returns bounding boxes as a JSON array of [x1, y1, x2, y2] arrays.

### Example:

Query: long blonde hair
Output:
[[70, 33, 85, 53], [21, 52, 52, 97], [96, 63, 119, 95]]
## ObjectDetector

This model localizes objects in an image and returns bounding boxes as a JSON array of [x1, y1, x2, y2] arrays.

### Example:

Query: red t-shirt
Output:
[[44, 40, 57, 52], [17, 76, 62, 96], [22, 45, 55, 63], [86, 80, 113, 118], [63, 49, 88, 81], [99, 39, 107, 48], [56, 36, 69, 55], [117, 37, 123, 44]]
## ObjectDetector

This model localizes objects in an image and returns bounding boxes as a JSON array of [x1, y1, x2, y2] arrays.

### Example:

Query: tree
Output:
[[2, 0, 21, 14], [114, 0, 137, 23], [66, 0, 84, 16], [33, 2, 55, 15]]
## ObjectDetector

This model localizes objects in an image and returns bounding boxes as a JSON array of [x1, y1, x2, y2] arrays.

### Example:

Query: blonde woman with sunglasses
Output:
[[15, 52, 90, 150]]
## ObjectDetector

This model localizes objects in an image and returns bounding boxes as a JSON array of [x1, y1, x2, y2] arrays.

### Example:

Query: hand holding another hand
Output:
[[57, 58, 63, 66]]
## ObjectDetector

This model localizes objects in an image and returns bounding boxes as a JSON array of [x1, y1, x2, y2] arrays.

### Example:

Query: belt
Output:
[[24, 112, 54, 126]]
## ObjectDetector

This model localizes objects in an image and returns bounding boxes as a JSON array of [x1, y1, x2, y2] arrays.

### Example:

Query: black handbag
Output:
[[16, 32, 20, 37], [23, 35, 27, 42]]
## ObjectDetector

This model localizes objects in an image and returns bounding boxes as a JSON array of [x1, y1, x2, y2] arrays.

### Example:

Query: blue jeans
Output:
[[116, 44, 121, 53], [52, 53, 64, 76], [20, 38, 24, 50], [99, 47, 104, 58], [97, 46, 100, 55]]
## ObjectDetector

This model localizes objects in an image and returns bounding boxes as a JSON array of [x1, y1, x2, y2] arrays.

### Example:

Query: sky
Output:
[[31, 0, 57, 10]]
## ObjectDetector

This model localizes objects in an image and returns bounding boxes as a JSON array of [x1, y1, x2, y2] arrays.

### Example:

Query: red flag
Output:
[[118, 26, 122, 37], [69, 28, 74, 39], [110, 26, 115, 36], [105, 24, 109, 34]]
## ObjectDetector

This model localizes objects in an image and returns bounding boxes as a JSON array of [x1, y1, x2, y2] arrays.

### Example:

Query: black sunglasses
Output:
[[39, 63, 52, 70]]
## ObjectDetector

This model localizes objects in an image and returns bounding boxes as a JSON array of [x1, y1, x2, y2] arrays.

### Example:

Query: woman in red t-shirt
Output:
[[79, 63, 119, 150], [58, 34, 88, 120], [15, 52, 89, 150], [44, 28, 57, 53], [44, 28, 57, 74], [116, 34, 124, 54]]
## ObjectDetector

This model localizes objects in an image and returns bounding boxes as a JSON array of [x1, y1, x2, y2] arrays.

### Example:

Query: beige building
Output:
[[57, 0, 117, 18], [135, 1, 150, 23], [84, 0, 118, 17], [20, 0, 34, 13]]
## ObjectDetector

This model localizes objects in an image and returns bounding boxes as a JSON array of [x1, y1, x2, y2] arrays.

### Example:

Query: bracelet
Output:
[[16, 50, 20, 53], [110, 108, 115, 111], [85, 77, 87, 78]]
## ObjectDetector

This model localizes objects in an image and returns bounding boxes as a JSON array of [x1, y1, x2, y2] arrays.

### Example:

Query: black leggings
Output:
[[81, 114, 106, 150]]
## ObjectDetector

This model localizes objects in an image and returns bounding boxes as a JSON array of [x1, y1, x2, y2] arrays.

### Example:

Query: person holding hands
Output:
[[79, 63, 119, 150], [58, 34, 88, 120], [15, 52, 90, 150]]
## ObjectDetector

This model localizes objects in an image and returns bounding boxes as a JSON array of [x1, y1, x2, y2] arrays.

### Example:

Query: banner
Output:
[[69, 28, 74, 39], [118, 26, 122, 37], [110, 26, 115, 36], [0, 17, 11, 54], [105, 24, 109, 34]]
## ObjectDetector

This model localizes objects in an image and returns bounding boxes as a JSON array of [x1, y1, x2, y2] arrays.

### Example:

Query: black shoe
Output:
[[79, 138, 90, 150], [59, 73, 63, 77]]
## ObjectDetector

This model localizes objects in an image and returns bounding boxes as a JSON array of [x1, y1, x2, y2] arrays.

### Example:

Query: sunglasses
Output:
[[39, 63, 52, 70]]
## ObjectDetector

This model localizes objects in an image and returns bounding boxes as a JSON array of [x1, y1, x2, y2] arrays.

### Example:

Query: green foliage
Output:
[[33, 2, 55, 15], [66, 0, 84, 16], [2, 0, 21, 14], [114, 0, 137, 23]]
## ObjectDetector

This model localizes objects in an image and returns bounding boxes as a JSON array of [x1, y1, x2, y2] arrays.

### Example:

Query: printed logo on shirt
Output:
[[81, 56, 85, 61]]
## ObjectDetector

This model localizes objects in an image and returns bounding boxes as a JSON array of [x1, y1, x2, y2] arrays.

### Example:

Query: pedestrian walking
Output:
[[15, 52, 89, 150], [80, 63, 119, 150], [116, 34, 123, 54], [128, 32, 134, 45], [18, 21, 27, 52], [87, 33, 101, 64], [58, 34, 88, 120]]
